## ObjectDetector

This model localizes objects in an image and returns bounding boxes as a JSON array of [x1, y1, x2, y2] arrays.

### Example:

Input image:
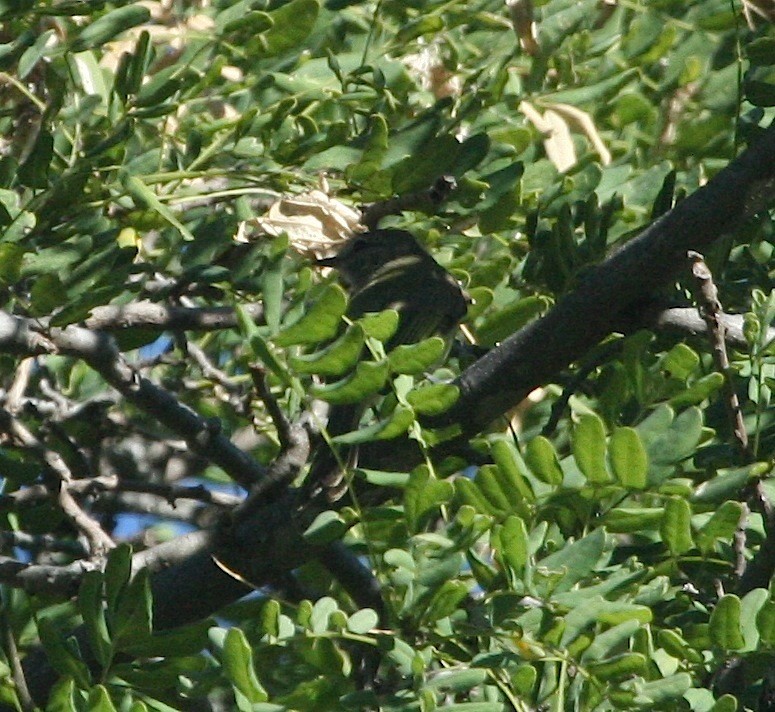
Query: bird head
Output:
[[316, 230, 429, 291]]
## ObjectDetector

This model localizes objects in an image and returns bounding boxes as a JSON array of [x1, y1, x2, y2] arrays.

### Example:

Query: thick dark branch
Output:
[[427, 123, 775, 437]]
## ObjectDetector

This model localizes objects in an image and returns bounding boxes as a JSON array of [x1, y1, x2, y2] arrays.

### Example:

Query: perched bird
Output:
[[305, 228, 469, 501]]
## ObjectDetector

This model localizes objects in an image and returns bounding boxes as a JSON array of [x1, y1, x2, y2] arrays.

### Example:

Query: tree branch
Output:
[[84, 301, 264, 333], [0, 313, 267, 490], [426, 122, 775, 439]]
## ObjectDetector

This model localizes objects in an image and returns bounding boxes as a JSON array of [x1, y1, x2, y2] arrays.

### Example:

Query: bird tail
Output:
[[303, 403, 360, 503]]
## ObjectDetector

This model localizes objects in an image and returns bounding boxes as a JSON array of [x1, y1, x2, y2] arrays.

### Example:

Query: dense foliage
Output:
[[2, 0, 775, 710]]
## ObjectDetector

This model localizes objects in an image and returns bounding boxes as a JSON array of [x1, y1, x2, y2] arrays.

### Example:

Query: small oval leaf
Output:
[[310, 359, 389, 404], [609, 427, 648, 489], [274, 284, 347, 346]]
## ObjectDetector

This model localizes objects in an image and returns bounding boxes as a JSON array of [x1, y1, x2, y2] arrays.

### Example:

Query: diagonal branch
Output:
[[424, 123, 775, 439], [0, 313, 267, 490]]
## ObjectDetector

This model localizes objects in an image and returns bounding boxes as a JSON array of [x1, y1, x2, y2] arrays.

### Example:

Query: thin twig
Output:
[[0, 531, 89, 557], [0, 555, 96, 595], [6, 357, 34, 413], [0, 310, 267, 490], [0, 407, 114, 556], [688, 251, 750, 458], [733, 502, 749, 579], [0, 474, 241, 513], [360, 175, 457, 229], [249, 364, 293, 448], [0, 603, 34, 711], [186, 339, 242, 393]]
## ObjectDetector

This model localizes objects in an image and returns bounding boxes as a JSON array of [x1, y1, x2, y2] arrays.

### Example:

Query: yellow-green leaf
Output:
[[274, 284, 347, 346], [310, 359, 388, 404]]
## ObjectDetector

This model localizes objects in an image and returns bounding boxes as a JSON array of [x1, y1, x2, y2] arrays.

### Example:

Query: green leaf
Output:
[[434, 704, 505, 712], [661, 343, 699, 380], [303, 510, 348, 545], [70, 6, 151, 52], [695, 501, 743, 555], [111, 568, 152, 650], [104, 543, 132, 616], [121, 172, 195, 241], [588, 652, 647, 681], [310, 596, 338, 633], [561, 596, 652, 646], [660, 497, 693, 555], [524, 436, 563, 485], [405, 465, 453, 532], [635, 673, 692, 704], [36, 617, 91, 688], [740, 588, 769, 652], [692, 465, 757, 505], [475, 295, 548, 346], [406, 382, 459, 415], [474, 465, 515, 516], [609, 427, 648, 489], [347, 608, 379, 634], [604, 507, 663, 533], [669, 372, 725, 408], [495, 515, 528, 573], [259, 600, 281, 638], [223, 628, 268, 707], [358, 309, 400, 342], [746, 80, 775, 107], [545, 68, 638, 104], [538, 528, 608, 593], [290, 323, 365, 376], [392, 134, 460, 193], [424, 668, 487, 693], [423, 580, 469, 623], [710, 594, 744, 650], [235, 306, 291, 385], [310, 359, 389, 404], [709, 695, 739, 712], [581, 620, 641, 662], [645, 406, 704, 467], [118, 619, 211, 657], [331, 404, 414, 444], [388, 336, 446, 375], [29, 273, 64, 315], [456, 476, 500, 516], [133, 65, 184, 108], [657, 628, 703, 664], [78, 570, 112, 668], [489, 437, 535, 504], [17, 128, 53, 188], [223, 11, 274, 37], [255, 0, 319, 57], [273, 284, 347, 346], [572, 414, 609, 484], [86, 686, 118, 712], [747, 37, 775, 65], [757, 600, 775, 645]]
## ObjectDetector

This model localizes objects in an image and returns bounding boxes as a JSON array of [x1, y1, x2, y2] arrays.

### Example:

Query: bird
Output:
[[304, 228, 469, 502]]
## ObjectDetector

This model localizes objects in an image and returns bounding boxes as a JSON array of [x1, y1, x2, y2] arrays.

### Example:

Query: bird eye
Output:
[[349, 237, 369, 252]]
